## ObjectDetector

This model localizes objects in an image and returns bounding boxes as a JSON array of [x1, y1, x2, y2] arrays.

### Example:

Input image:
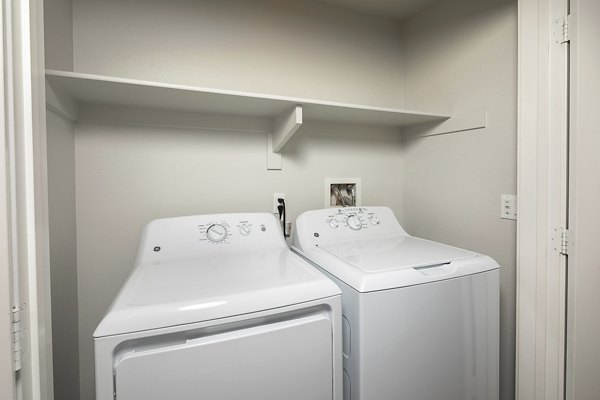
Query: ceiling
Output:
[[317, 0, 439, 21]]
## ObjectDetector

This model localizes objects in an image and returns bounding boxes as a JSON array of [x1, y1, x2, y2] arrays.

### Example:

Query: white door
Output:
[[565, 0, 600, 397], [113, 314, 333, 400]]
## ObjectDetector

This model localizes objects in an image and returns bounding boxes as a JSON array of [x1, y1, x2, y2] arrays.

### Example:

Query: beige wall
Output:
[[72, 0, 405, 108], [46, 110, 79, 400], [44, 0, 73, 70], [74, 122, 404, 400], [401, 0, 517, 399]]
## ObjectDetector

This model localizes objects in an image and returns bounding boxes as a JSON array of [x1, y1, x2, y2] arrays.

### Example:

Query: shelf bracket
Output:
[[272, 105, 303, 153], [267, 105, 303, 170], [266, 133, 282, 170]]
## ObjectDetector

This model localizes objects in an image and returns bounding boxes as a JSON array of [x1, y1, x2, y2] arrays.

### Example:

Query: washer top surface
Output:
[[292, 207, 499, 292], [318, 235, 475, 272], [94, 213, 340, 338]]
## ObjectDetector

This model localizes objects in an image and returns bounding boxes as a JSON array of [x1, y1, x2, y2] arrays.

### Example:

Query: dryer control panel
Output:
[[137, 213, 286, 263], [293, 207, 408, 249], [198, 218, 266, 244]]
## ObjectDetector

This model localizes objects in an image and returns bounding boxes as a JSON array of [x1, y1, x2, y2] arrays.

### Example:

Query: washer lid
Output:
[[94, 249, 340, 337], [296, 236, 499, 292], [292, 206, 499, 292], [319, 236, 476, 272]]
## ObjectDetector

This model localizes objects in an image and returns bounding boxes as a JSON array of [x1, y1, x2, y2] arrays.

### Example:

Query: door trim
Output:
[[1, 0, 17, 396], [2, 0, 53, 398], [516, 0, 570, 399]]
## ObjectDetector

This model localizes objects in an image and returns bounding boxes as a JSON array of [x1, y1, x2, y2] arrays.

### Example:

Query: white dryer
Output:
[[94, 213, 342, 400], [292, 207, 499, 400]]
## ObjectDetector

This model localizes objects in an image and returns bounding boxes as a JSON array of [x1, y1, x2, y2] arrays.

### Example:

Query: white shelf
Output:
[[46, 70, 477, 169], [45, 69, 449, 145]]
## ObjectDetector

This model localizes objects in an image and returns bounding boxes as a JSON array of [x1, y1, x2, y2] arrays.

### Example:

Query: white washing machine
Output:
[[94, 213, 342, 400], [292, 207, 499, 400]]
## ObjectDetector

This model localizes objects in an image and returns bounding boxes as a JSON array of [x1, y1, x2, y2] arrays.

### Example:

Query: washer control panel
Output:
[[293, 207, 408, 249], [324, 208, 381, 232]]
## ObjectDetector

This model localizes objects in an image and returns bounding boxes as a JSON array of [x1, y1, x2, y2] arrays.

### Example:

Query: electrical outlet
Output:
[[500, 194, 517, 220], [284, 222, 292, 237], [273, 193, 286, 214]]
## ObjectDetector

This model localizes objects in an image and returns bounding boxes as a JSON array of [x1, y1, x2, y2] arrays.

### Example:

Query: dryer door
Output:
[[113, 313, 333, 400]]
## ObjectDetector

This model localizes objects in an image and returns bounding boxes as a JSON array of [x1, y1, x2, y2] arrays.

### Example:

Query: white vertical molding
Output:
[[15, 0, 42, 398], [6, 0, 53, 399], [0, 0, 17, 397], [545, 1, 570, 398], [27, 0, 53, 397], [516, 1, 542, 397], [517, 0, 569, 399]]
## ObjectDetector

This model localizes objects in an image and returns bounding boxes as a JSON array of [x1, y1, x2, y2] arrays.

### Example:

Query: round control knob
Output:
[[346, 215, 363, 231], [239, 224, 251, 235], [370, 216, 380, 225], [206, 224, 228, 242], [328, 219, 339, 229]]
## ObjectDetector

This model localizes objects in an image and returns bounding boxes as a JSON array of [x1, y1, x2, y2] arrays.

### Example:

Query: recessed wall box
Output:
[[324, 178, 361, 208]]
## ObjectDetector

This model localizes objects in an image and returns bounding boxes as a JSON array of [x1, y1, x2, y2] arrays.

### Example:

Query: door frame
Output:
[[1, 0, 53, 398], [516, 0, 570, 399], [1, 0, 17, 396]]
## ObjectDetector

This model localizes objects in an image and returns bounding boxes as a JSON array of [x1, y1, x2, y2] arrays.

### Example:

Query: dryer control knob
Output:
[[328, 219, 339, 229], [370, 216, 380, 225], [239, 224, 251, 235], [206, 224, 228, 242], [346, 215, 363, 231]]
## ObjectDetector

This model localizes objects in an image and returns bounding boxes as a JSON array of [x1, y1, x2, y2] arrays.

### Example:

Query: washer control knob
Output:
[[328, 219, 339, 229], [239, 224, 251, 235], [346, 215, 363, 231], [370, 216, 380, 225], [206, 224, 228, 242]]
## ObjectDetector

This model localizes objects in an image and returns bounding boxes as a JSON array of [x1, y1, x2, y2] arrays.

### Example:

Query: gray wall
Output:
[[46, 110, 80, 400], [44, 0, 73, 70], [401, 0, 517, 399], [72, 0, 405, 108]]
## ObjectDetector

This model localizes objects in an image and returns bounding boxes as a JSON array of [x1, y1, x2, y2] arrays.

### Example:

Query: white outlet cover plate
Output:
[[273, 193, 286, 213], [324, 178, 362, 208], [500, 194, 517, 220]]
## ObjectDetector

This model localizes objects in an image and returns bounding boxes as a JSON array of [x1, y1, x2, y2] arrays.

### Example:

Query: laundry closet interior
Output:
[[42, 0, 517, 399]]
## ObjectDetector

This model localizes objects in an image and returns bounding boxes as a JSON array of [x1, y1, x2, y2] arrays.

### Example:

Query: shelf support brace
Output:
[[267, 105, 303, 170], [266, 133, 282, 170], [402, 109, 486, 139], [273, 105, 303, 153]]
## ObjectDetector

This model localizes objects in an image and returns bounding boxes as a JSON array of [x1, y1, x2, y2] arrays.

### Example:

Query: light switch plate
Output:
[[501, 194, 517, 220]]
